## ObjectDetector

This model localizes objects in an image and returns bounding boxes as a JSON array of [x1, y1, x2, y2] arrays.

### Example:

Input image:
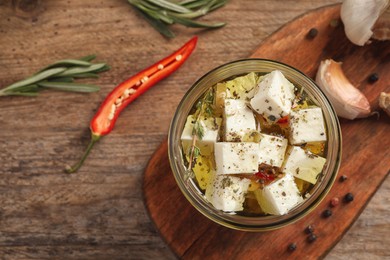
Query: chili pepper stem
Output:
[[65, 133, 101, 173]]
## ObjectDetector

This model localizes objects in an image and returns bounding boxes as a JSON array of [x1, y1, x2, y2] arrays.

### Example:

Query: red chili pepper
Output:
[[66, 36, 198, 173], [255, 170, 275, 182], [277, 115, 289, 124]]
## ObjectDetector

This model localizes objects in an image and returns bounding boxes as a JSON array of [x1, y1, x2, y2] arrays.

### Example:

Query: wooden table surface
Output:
[[0, 0, 388, 259]]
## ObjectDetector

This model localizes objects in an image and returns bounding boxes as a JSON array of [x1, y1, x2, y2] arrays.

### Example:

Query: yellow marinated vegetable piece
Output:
[[305, 142, 325, 156], [243, 194, 264, 215], [248, 180, 261, 191], [294, 178, 311, 194], [192, 155, 213, 190], [215, 72, 260, 115], [253, 189, 275, 215], [293, 100, 309, 110], [242, 131, 261, 143]]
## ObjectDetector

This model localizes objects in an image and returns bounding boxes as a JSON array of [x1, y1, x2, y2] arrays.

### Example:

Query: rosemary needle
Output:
[[186, 87, 215, 174], [0, 55, 110, 97]]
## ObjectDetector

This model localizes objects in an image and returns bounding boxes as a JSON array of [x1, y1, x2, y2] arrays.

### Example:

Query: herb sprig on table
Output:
[[127, 0, 228, 38], [185, 87, 215, 179], [0, 55, 110, 97]]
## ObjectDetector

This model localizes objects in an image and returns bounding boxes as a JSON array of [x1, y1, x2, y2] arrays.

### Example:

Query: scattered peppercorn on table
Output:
[[0, 1, 389, 259]]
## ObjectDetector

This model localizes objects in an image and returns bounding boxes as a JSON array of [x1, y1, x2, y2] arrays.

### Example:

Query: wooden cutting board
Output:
[[144, 4, 390, 259]]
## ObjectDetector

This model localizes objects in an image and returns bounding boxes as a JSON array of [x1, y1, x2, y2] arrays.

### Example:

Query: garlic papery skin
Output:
[[379, 92, 390, 116], [315, 59, 371, 120], [341, 0, 390, 46]]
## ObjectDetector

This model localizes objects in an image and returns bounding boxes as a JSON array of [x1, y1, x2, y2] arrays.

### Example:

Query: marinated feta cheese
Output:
[[181, 70, 330, 216], [254, 174, 303, 215], [250, 70, 295, 121], [181, 115, 222, 156], [215, 142, 259, 175], [289, 107, 327, 145], [258, 134, 288, 167], [224, 99, 257, 142], [205, 174, 251, 212], [215, 72, 260, 115], [283, 146, 326, 184]]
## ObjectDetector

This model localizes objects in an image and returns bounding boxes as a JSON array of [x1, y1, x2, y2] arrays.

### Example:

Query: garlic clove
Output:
[[379, 92, 390, 116], [315, 59, 371, 120], [341, 0, 390, 46]]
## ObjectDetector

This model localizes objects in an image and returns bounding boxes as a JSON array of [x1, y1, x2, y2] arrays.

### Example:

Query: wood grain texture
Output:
[[0, 0, 388, 259], [144, 4, 390, 260]]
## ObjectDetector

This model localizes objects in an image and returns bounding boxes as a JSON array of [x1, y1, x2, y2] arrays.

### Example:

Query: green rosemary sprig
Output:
[[185, 87, 215, 178], [128, 0, 228, 38], [0, 55, 110, 97]]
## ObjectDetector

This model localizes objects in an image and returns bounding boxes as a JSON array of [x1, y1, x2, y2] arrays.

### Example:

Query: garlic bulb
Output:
[[379, 92, 390, 116], [315, 59, 371, 120], [341, 0, 390, 46]]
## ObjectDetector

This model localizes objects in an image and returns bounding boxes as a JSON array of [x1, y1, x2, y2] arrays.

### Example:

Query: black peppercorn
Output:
[[339, 175, 348, 182], [307, 28, 318, 39], [307, 233, 317, 243], [344, 193, 354, 203], [305, 225, 314, 234], [368, 73, 379, 83], [288, 243, 297, 251], [322, 209, 332, 218], [268, 115, 276, 121]]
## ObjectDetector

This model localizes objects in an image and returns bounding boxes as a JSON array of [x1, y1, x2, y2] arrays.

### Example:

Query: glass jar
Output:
[[168, 59, 342, 231]]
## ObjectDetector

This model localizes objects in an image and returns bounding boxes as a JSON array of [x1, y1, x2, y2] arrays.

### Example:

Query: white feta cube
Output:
[[181, 115, 222, 156], [282, 146, 326, 184], [224, 99, 257, 142], [205, 174, 251, 212], [215, 142, 259, 175], [258, 134, 288, 167], [250, 70, 295, 121], [254, 174, 303, 215], [289, 107, 327, 145]]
